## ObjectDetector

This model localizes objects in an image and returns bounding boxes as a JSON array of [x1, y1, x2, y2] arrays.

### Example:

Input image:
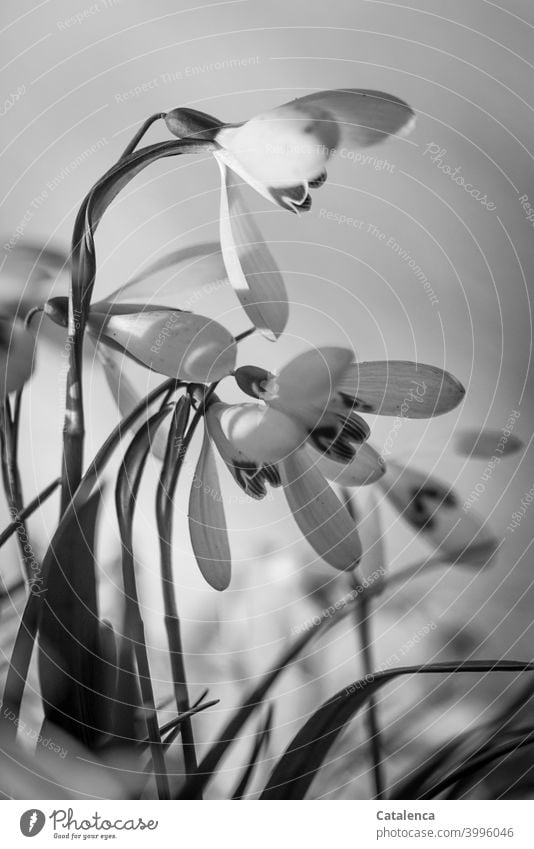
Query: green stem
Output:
[[357, 595, 386, 800], [120, 113, 167, 160], [0, 399, 33, 581], [156, 398, 200, 781]]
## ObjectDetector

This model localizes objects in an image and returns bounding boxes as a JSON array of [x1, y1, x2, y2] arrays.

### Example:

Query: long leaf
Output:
[[232, 705, 274, 799], [433, 728, 534, 800], [115, 405, 172, 800], [177, 595, 358, 799], [38, 490, 105, 747], [2, 377, 177, 740], [155, 396, 199, 777], [259, 661, 534, 800]]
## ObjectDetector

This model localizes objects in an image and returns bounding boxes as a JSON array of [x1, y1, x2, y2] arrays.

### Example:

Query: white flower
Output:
[[165, 89, 415, 338], [188, 346, 464, 584]]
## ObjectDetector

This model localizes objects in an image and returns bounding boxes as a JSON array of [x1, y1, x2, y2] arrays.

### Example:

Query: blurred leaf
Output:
[[259, 661, 534, 800], [429, 727, 534, 800], [2, 376, 177, 740], [232, 705, 274, 799], [38, 490, 110, 747], [177, 597, 357, 799], [115, 405, 172, 800]]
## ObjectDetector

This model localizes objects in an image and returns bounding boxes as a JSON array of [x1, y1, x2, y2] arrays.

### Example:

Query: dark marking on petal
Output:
[[340, 392, 375, 413], [309, 170, 327, 189]]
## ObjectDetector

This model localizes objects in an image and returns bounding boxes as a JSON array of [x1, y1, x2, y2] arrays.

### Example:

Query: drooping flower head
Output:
[[188, 346, 465, 588], [165, 90, 415, 339]]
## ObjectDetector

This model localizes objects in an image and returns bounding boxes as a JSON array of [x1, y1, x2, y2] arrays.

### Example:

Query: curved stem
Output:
[[120, 113, 167, 160]]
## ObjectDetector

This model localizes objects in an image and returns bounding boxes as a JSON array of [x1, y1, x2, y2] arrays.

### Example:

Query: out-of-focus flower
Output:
[[188, 346, 464, 585], [165, 89, 415, 338], [379, 461, 499, 567], [0, 317, 36, 396], [46, 295, 237, 384]]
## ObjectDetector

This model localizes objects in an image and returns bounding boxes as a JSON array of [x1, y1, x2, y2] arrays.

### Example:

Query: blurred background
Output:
[[1, 0, 533, 798]]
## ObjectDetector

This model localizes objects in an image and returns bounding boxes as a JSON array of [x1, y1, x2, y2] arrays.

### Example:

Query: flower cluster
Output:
[[4, 87, 501, 591]]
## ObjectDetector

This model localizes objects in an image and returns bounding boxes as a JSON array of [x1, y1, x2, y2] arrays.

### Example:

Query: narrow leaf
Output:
[[260, 661, 534, 799]]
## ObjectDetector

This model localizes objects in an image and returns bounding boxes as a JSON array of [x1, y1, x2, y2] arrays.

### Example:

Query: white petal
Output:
[[206, 403, 280, 499], [310, 442, 386, 486], [214, 402, 306, 464], [0, 319, 35, 396], [270, 347, 354, 428], [281, 89, 415, 149], [99, 242, 228, 308], [280, 450, 362, 572], [216, 159, 288, 339], [188, 428, 231, 590], [379, 461, 499, 566], [337, 361, 465, 418], [88, 307, 236, 382], [90, 335, 168, 459], [216, 89, 414, 186]]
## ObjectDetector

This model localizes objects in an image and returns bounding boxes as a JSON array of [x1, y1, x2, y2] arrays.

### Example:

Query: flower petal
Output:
[[216, 159, 288, 339], [280, 449, 362, 572], [0, 319, 35, 396], [337, 361, 465, 418], [90, 335, 168, 459], [309, 442, 386, 486], [282, 89, 415, 149], [270, 346, 354, 428], [88, 307, 236, 382], [188, 428, 231, 590], [216, 89, 414, 186], [379, 461, 499, 566], [455, 428, 523, 459], [212, 401, 306, 464], [206, 402, 281, 499]]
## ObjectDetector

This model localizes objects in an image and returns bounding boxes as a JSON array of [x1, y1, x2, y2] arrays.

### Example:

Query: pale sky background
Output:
[[1, 0, 534, 793]]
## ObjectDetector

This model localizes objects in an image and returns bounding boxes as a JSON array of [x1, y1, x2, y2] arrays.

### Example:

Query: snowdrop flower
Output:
[[165, 89, 415, 338], [188, 346, 464, 587], [379, 461, 499, 567]]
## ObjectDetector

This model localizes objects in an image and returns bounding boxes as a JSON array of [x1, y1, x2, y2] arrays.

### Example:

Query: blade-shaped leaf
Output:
[[232, 704, 274, 799], [38, 490, 105, 747], [177, 592, 358, 799], [260, 661, 534, 799], [1, 376, 177, 741], [115, 405, 172, 799]]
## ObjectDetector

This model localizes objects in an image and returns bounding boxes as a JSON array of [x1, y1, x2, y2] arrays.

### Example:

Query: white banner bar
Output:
[[2, 800, 533, 848]]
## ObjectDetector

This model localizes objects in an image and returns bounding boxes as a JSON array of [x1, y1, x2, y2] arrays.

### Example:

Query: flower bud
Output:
[[234, 365, 277, 399], [165, 107, 224, 140], [44, 297, 69, 328]]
